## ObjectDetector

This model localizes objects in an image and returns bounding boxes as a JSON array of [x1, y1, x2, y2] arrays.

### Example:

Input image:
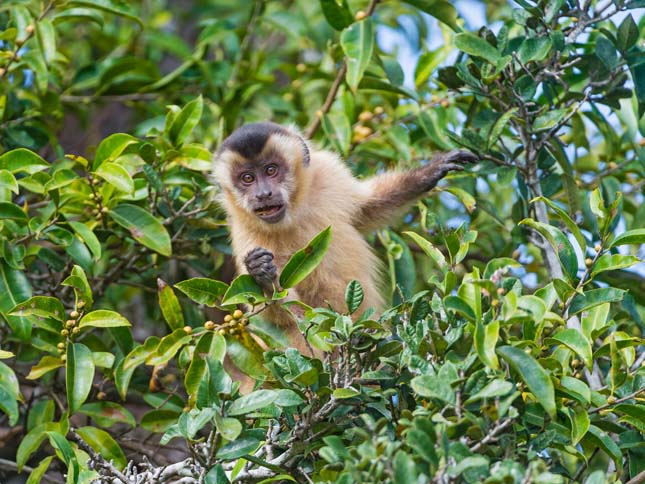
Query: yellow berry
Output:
[[61, 354, 67, 362], [25, 24, 34, 34], [217, 329, 226, 336], [608, 161, 617, 170], [358, 111, 373, 122], [296, 63, 306, 73], [233, 309, 244, 320], [240, 318, 249, 326], [497, 287, 506, 296], [571, 359, 581, 368], [585, 258, 593, 267], [101, 206, 108, 214], [97, 391, 106, 400], [66, 320, 75, 328], [355, 10, 367, 20], [57, 342, 65, 349], [512, 249, 521, 260], [204, 321, 215, 330], [77, 301, 86, 309], [183, 325, 192, 334], [70, 310, 79, 318], [72, 327, 80, 334], [524, 347, 532, 354], [638, 138, 645, 147], [491, 299, 499, 307], [594, 244, 601, 252], [373, 106, 384, 115], [224, 314, 233, 323], [574, 371, 582, 379], [61, 329, 69, 336], [607, 395, 616, 404], [440, 99, 450, 108]]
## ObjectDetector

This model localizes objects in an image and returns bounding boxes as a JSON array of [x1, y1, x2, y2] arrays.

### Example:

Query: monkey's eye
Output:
[[265, 164, 279, 177], [240, 173, 255, 184]]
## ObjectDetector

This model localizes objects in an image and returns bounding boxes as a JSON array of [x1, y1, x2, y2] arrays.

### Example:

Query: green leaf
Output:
[[341, 18, 374, 92], [26, 355, 64, 380], [95, 162, 134, 193], [228, 390, 277, 416], [109, 203, 172, 256], [0, 262, 32, 340], [567, 406, 590, 446], [532, 109, 569, 132], [466, 378, 514, 403], [26, 455, 53, 484], [454, 32, 500, 64], [0, 202, 27, 220], [617, 15, 639, 52], [0, 170, 19, 193], [569, 288, 626, 315], [67, 0, 143, 26], [221, 274, 267, 306], [61, 265, 94, 309], [168, 95, 203, 146], [487, 108, 517, 150], [411, 375, 455, 404], [519, 219, 578, 281], [0, 362, 19, 425], [345, 280, 364, 314], [35, 18, 56, 63], [185, 332, 226, 400], [76, 426, 127, 469], [10, 296, 65, 321], [610, 228, 645, 248], [585, 425, 622, 468], [79, 402, 136, 428], [66, 343, 95, 413], [92, 133, 138, 170], [321, 111, 351, 156], [332, 388, 360, 399], [78, 310, 131, 328], [218, 435, 261, 460], [403, 0, 459, 31], [532, 196, 586, 253], [475, 319, 500, 370], [0, 149, 49, 174], [393, 450, 418, 484], [68, 222, 102, 260], [146, 329, 192, 366], [141, 409, 180, 433], [214, 414, 243, 441], [559, 375, 590, 405], [17, 423, 60, 471], [497, 345, 556, 417], [319, 0, 353, 30], [403, 231, 447, 271], [175, 278, 228, 306], [591, 254, 640, 278], [280, 226, 332, 289], [546, 328, 592, 368], [157, 278, 184, 331], [518, 37, 552, 64]]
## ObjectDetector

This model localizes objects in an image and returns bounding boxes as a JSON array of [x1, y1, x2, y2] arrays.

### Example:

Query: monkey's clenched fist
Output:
[[244, 247, 278, 294]]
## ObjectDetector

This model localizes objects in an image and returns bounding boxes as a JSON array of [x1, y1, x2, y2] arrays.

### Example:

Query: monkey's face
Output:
[[214, 122, 310, 226], [232, 157, 289, 224]]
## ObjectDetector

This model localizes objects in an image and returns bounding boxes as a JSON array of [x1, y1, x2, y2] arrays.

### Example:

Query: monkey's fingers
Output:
[[440, 149, 479, 165], [244, 247, 274, 265]]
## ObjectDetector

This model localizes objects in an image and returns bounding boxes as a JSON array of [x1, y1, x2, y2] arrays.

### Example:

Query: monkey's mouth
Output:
[[253, 203, 286, 223]]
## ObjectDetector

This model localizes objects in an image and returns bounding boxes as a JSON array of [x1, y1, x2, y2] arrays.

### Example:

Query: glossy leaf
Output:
[[92, 133, 138, 170], [454, 32, 500, 64], [76, 426, 127, 469], [0, 149, 49, 174], [345, 279, 364, 314], [95, 161, 135, 193], [78, 310, 131, 328], [279, 226, 332, 289], [158, 278, 185, 331], [341, 18, 374, 92], [168, 95, 203, 146], [546, 328, 592, 368], [610, 228, 645, 248], [497, 345, 556, 417], [109, 203, 172, 256], [519, 219, 578, 281], [175, 278, 229, 306], [569, 288, 626, 315], [66, 343, 95, 413]]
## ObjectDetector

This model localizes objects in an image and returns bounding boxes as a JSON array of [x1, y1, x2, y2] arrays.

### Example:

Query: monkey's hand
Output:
[[244, 247, 278, 295], [422, 150, 478, 190]]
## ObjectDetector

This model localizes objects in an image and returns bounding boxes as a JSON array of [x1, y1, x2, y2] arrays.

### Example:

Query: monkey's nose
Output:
[[256, 190, 272, 200]]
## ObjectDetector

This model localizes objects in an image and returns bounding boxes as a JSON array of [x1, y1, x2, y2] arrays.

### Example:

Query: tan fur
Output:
[[213, 126, 470, 357]]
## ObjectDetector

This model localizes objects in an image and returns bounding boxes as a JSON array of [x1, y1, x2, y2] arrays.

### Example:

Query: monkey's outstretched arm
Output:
[[353, 150, 477, 232]]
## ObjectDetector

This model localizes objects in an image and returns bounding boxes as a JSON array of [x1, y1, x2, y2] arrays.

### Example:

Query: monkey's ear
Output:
[[286, 124, 310, 166], [300, 137, 310, 166]]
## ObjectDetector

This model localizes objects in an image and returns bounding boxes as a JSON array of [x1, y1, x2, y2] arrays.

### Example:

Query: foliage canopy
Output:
[[0, 0, 644, 483]]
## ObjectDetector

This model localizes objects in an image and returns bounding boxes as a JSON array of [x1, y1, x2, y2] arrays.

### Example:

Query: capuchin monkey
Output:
[[213, 122, 476, 356]]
